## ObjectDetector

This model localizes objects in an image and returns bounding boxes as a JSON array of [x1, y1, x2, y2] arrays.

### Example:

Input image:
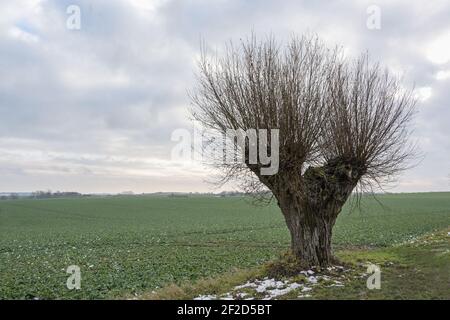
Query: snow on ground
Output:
[[194, 294, 217, 300], [193, 267, 355, 300], [194, 279, 312, 300]]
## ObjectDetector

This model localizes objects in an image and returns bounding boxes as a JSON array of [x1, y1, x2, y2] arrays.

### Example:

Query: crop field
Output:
[[0, 192, 449, 299]]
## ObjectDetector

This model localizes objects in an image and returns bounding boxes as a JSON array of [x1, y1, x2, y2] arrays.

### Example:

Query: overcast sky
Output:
[[0, 0, 449, 193]]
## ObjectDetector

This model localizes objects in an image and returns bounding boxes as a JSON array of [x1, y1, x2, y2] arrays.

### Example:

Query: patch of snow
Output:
[[265, 282, 303, 299], [233, 278, 307, 300], [257, 280, 283, 292], [194, 295, 217, 300], [234, 281, 257, 290], [195, 266, 353, 301], [301, 287, 312, 292], [328, 284, 345, 287], [300, 269, 315, 276]]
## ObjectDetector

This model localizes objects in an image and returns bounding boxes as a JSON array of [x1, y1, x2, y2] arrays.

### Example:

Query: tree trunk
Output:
[[280, 198, 338, 267], [275, 160, 361, 268]]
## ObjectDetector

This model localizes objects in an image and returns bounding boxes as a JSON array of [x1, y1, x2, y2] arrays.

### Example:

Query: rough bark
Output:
[[280, 200, 337, 267], [275, 158, 363, 267]]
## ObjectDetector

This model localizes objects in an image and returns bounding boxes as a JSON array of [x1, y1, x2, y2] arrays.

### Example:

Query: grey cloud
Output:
[[0, 0, 449, 192]]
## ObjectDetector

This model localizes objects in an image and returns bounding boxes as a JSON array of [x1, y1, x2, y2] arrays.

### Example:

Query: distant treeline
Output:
[[0, 191, 84, 200], [0, 190, 263, 201], [167, 191, 248, 198]]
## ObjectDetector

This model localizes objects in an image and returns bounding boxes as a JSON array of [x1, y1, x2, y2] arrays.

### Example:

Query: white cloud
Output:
[[8, 26, 40, 43], [415, 87, 433, 102], [425, 31, 450, 64], [436, 70, 450, 80]]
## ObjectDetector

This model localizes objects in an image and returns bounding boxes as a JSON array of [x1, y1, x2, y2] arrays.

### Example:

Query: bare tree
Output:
[[190, 34, 416, 267]]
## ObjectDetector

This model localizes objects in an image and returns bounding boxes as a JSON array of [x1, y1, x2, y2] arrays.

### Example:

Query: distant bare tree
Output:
[[190, 34, 416, 267]]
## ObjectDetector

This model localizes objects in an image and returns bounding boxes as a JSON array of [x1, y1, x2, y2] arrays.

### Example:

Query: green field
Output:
[[1, 192, 449, 299]]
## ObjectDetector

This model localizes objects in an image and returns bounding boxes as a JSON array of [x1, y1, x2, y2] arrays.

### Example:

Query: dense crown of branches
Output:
[[191, 35, 416, 199]]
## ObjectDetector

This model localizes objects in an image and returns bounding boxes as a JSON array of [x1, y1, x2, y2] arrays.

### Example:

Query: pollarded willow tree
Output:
[[191, 35, 416, 267]]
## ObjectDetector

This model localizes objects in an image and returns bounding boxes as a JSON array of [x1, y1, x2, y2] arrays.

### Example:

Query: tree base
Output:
[[264, 250, 342, 278]]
